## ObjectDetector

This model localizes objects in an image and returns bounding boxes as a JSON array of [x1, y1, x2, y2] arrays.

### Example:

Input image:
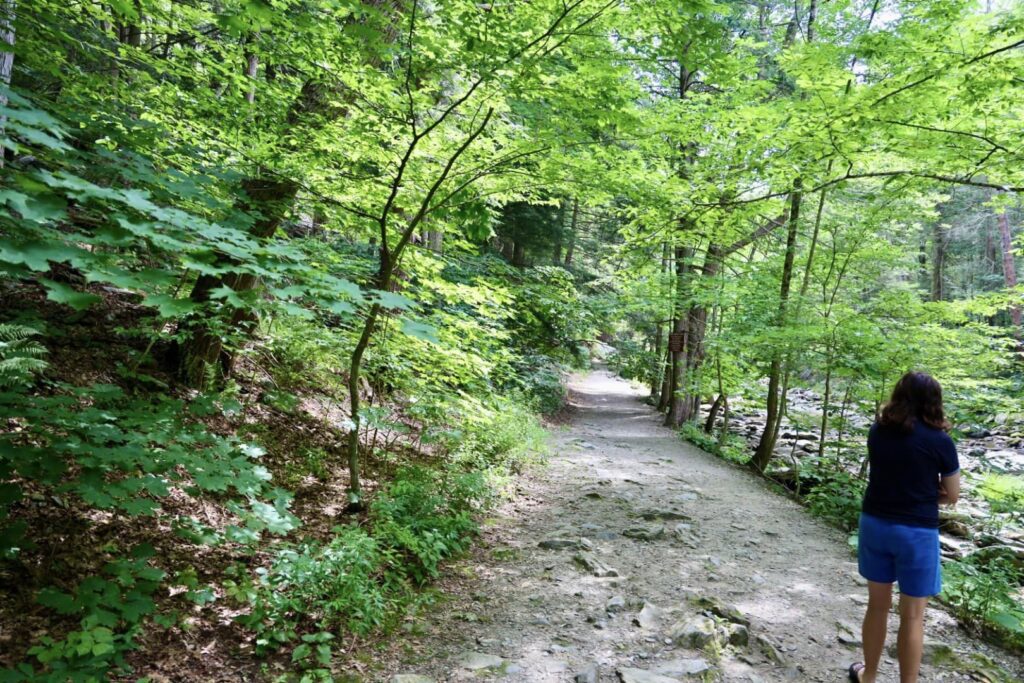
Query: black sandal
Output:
[[847, 662, 865, 682]]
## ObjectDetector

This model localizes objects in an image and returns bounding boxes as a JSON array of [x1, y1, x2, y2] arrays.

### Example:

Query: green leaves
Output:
[[41, 280, 101, 311]]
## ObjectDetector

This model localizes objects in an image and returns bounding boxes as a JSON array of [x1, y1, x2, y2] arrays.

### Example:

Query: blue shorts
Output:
[[858, 513, 941, 598]]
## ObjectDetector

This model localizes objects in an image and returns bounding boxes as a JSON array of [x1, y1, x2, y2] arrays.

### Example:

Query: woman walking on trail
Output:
[[849, 372, 960, 683]]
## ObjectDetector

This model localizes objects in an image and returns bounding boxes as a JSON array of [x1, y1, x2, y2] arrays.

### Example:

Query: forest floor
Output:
[[377, 368, 1023, 683]]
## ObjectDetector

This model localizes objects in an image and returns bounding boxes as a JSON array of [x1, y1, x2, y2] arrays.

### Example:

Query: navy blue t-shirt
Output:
[[862, 420, 959, 528]]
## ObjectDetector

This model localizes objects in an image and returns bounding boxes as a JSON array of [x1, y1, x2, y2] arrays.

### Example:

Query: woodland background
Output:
[[1, 0, 1023, 681]]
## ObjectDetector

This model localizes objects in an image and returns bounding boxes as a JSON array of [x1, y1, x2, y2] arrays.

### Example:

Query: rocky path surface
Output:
[[382, 370, 1022, 683]]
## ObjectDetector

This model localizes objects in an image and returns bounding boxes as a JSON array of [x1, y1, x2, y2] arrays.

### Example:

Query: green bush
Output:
[[2, 546, 164, 683], [800, 468, 866, 532], [240, 527, 397, 652], [371, 466, 486, 583], [944, 555, 1024, 648]]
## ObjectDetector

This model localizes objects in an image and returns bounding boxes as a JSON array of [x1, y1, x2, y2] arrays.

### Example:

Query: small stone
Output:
[[668, 616, 717, 648], [574, 552, 619, 577], [624, 525, 666, 541], [692, 595, 750, 626], [654, 658, 711, 677], [617, 667, 682, 683], [458, 652, 505, 671], [576, 664, 599, 683], [607, 595, 627, 613], [539, 538, 592, 550], [728, 623, 750, 647], [640, 508, 691, 521], [391, 676, 434, 683], [634, 602, 665, 630]]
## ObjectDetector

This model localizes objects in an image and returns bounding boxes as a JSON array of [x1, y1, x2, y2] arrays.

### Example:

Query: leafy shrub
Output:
[[0, 383, 294, 556], [678, 422, 750, 464], [509, 353, 567, 414], [371, 466, 486, 583], [978, 474, 1024, 517], [800, 468, 866, 532], [944, 555, 1024, 648], [0, 323, 48, 388], [447, 395, 547, 479], [608, 338, 656, 385], [240, 527, 396, 652], [2, 545, 164, 682]]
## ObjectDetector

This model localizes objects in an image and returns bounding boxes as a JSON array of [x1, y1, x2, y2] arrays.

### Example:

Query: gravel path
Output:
[[382, 369, 1022, 682]]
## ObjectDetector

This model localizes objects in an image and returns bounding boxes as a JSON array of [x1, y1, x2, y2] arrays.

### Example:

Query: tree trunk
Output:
[[512, 241, 526, 267], [997, 210, 1021, 330], [752, 179, 802, 473], [664, 244, 693, 427], [675, 247, 722, 424], [179, 175, 299, 387], [563, 198, 579, 267], [501, 238, 515, 261], [650, 320, 665, 402], [0, 0, 15, 170], [817, 347, 833, 459], [931, 221, 947, 301], [704, 393, 724, 434]]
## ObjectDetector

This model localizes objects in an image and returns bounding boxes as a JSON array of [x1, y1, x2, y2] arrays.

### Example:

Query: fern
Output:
[[0, 323, 48, 387]]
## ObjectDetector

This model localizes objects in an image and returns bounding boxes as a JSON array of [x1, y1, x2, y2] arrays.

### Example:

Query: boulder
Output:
[[668, 615, 717, 648]]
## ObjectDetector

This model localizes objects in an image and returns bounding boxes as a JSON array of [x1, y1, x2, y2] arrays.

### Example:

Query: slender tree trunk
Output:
[[704, 394, 724, 433], [563, 198, 579, 267], [650, 320, 665, 401], [931, 221, 947, 301], [0, 0, 15, 170], [997, 210, 1021, 330], [817, 346, 833, 459], [752, 179, 802, 472], [245, 40, 258, 104]]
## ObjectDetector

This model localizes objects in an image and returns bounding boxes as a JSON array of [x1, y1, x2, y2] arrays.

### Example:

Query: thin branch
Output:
[[872, 37, 1024, 106]]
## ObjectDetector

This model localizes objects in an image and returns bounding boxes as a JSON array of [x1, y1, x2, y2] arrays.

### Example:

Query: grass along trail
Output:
[[381, 369, 1022, 682]]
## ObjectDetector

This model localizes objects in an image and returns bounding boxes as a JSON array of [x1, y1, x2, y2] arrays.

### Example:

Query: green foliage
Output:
[[371, 466, 486, 583], [978, 475, 1024, 516], [0, 324, 48, 388], [944, 556, 1024, 649], [2, 546, 164, 682], [800, 468, 867, 532], [238, 466, 490, 659], [678, 422, 750, 465], [239, 527, 395, 651]]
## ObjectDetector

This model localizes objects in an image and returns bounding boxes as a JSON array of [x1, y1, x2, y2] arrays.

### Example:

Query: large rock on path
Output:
[[457, 652, 505, 671], [617, 667, 682, 683]]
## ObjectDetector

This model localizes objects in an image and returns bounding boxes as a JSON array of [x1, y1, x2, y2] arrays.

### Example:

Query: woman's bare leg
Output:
[[897, 594, 928, 683], [860, 581, 893, 682]]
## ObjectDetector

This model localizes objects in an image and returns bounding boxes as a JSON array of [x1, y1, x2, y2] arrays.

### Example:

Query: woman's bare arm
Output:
[[938, 471, 960, 506]]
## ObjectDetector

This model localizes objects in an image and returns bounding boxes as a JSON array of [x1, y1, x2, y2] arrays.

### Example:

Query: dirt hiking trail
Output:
[[382, 369, 1022, 682]]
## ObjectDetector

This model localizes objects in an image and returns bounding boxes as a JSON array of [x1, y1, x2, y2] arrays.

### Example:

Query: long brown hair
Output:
[[879, 371, 950, 432]]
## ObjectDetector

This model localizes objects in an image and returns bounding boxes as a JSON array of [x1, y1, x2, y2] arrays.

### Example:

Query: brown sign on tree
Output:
[[668, 332, 685, 353]]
